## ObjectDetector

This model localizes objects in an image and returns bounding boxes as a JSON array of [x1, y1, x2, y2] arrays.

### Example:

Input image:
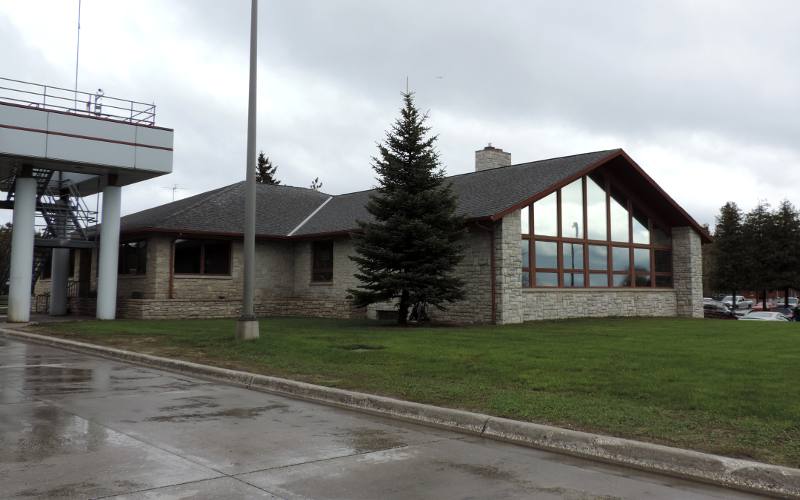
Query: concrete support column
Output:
[[8, 176, 37, 323], [672, 227, 703, 318], [96, 184, 121, 320], [493, 210, 523, 325], [49, 249, 70, 315]]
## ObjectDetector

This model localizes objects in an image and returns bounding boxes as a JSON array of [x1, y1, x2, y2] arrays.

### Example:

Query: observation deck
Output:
[[0, 77, 175, 322], [0, 77, 173, 195]]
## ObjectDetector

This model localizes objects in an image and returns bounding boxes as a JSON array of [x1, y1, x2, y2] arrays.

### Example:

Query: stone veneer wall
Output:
[[428, 227, 493, 323], [106, 235, 364, 320], [495, 212, 703, 323], [493, 210, 523, 324], [672, 226, 704, 318], [522, 289, 677, 321], [53, 221, 704, 323]]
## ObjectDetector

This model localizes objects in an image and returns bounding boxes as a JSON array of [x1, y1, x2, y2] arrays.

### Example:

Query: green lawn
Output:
[[31, 317, 800, 468]]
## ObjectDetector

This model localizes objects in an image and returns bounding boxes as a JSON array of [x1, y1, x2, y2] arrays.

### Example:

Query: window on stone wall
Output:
[[520, 172, 673, 288], [119, 240, 147, 275], [39, 249, 76, 280], [311, 240, 334, 282], [174, 239, 231, 275]]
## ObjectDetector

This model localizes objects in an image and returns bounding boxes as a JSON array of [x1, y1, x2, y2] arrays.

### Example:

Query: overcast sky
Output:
[[1, 0, 798, 228]]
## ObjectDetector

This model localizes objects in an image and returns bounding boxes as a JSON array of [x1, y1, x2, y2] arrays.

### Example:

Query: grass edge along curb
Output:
[[3, 327, 798, 499]]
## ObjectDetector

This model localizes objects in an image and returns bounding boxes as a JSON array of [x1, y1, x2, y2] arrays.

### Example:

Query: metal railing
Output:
[[0, 76, 156, 126]]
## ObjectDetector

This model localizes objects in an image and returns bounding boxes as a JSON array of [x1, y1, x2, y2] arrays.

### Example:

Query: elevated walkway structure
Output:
[[0, 77, 174, 321]]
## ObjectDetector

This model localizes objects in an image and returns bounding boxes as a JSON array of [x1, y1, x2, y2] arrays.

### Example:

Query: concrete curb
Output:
[[3, 327, 798, 498]]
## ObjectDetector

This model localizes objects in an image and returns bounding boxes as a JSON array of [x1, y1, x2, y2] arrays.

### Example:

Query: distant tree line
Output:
[[255, 151, 323, 191], [709, 200, 800, 308]]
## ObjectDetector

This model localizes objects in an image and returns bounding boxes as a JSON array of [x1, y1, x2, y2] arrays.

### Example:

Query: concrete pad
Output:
[[0, 341, 211, 399], [0, 387, 31, 404], [104, 477, 281, 499], [239, 437, 756, 500], [0, 401, 218, 499], [0, 337, 762, 499], [50, 383, 456, 475]]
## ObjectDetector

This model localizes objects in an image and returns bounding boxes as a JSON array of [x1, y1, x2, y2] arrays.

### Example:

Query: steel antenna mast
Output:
[[73, 0, 82, 109]]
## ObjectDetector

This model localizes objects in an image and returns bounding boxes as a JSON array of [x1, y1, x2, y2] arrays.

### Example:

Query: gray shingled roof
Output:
[[119, 182, 330, 237], [294, 149, 617, 235], [118, 149, 623, 238]]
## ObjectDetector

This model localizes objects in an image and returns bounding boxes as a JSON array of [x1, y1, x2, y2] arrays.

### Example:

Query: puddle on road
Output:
[[146, 403, 290, 423], [336, 427, 408, 453]]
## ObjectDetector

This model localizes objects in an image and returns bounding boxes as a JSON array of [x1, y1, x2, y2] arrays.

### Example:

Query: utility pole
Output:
[[236, 0, 260, 341]]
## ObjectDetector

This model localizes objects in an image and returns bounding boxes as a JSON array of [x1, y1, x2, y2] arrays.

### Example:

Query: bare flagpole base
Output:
[[236, 317, 260, 341]]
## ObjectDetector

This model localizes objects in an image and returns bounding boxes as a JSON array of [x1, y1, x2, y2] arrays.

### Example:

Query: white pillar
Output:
[[96, 185, 120, 320], [8, 177, 37, 323], [49, 248, 70, 315]]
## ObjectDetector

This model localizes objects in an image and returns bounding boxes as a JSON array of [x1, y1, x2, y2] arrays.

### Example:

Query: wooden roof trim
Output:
[[489, 148, 712, 243]]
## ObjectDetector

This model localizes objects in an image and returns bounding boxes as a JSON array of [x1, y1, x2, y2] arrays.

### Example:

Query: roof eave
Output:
[[487, 148, 712, 244]]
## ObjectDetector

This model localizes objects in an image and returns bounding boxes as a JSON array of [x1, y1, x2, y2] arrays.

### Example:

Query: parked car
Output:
[[703, 299, 735, 319], [703, 299, 729, 313], [721, 295, 753, 309], [739, 311, 790, 321], [771, 306, 795, 321]]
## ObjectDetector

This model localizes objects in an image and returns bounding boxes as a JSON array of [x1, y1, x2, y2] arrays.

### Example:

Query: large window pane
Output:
[[563, 242, 583, 270], [652, 226, 671, 246], [521, 271, 530, 287], [656, 275, 673, 287], [174, 239, 201, 274], [589, 273, 608, 287], [612, 247, 629, 272], [520, 240, 530, 268], [633, 248, 650, 273], [632, 208, 650, 244], [586, 174, 607, 240], [610, 189, 629, 242], [560, 179, 583, 238], [588, 245, 607, 270], [204, 241, 231, 275], [533, 192, 557, 236], [613, 274, 631, 287], [521, 206, 530, 235], [635, 274, 652, 287], [654, 250, 672, 273], [563, 272, 584, 288], [535, 272, 558, 287], [535, 241, 558, 268]]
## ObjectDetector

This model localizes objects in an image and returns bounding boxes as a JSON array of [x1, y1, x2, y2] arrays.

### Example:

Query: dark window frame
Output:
[[40, 249, 77, 280], [118, 240, 148, 275], [173, 238, 232, 276], [311, 240, 334, 283], [521, 173, 673, 289]]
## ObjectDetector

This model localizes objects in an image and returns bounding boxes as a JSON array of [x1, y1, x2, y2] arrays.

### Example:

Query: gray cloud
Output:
[[1, 0, 799, 228]]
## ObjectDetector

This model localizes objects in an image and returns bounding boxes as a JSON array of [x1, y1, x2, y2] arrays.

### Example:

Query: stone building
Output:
[[36, 147, 709, 323]]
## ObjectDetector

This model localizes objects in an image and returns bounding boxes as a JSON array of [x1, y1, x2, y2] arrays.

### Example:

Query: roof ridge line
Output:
[[322, 149, 622, 199], [154, 182, 242, 226], [445, 148, 622, 179], [287, 195, 334, 236]]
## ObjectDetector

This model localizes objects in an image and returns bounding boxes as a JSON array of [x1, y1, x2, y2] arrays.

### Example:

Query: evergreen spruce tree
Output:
[[255, 151, 280, 184], [710, 202, 745, 311], [772, 200, 800, 304], [349, 92, 465, 325], [741, 201, 777, 309]]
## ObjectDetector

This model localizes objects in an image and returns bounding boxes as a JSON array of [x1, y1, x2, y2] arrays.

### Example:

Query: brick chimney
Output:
[[475, 144, 511, 171]]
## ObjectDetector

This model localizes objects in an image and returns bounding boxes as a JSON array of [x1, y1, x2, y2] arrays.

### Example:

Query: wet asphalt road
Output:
[[0, 336, 761, 500]]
